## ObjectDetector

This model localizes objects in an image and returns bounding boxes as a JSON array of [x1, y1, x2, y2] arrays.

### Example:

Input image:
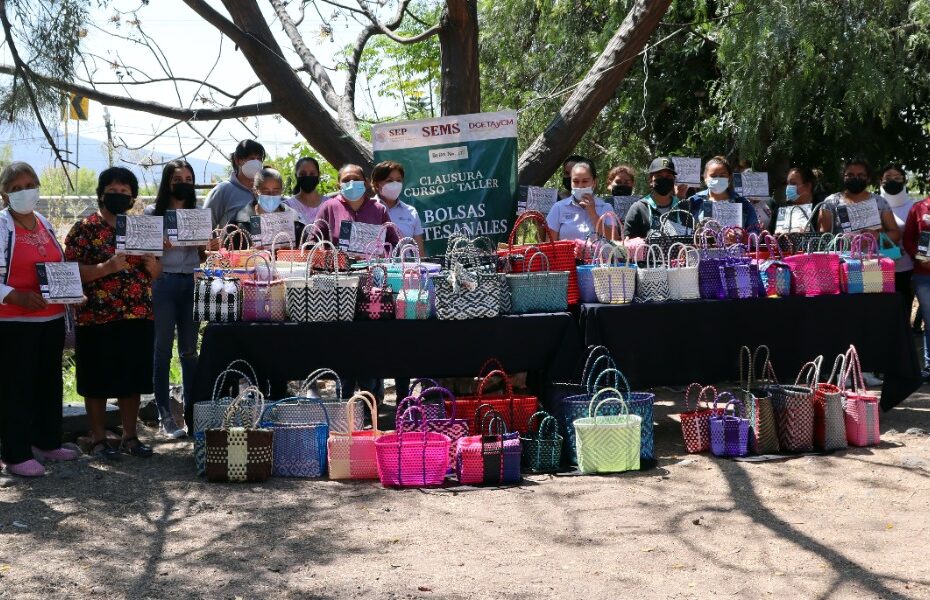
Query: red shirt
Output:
[[64, 213, 154, 325], [0, 220, 65, 320], [902, 198, 930, 276]]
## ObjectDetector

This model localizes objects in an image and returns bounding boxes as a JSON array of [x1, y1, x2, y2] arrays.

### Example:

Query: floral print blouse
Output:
[[64, 213, 153, 325]]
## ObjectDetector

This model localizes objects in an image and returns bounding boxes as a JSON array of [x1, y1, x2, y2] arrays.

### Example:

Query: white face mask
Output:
[[7, 188, 39, 214], [572, 187, 593, 201], [380, 181, 403, 201], [706, 177, 729, 194], [239, 159, 262, 179]]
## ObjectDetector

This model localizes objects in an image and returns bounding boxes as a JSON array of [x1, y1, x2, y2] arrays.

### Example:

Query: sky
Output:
[[0, 0, 398, 181]]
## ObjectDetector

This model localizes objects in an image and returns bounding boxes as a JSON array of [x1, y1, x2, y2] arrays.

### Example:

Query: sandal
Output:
[[120, 437, 153, 458], [91, 440, 120, 460]]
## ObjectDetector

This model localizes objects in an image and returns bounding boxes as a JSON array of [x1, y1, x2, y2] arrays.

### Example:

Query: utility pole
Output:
[[103, 107, 114, 167]]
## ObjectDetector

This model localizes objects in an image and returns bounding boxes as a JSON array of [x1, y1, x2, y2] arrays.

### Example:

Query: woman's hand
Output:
[[141, 255, 162, 278], [105, 253, 129, 274], [5, 289, 47, 312], [577, 193, 598, 222], [206, 237, 221, 251]]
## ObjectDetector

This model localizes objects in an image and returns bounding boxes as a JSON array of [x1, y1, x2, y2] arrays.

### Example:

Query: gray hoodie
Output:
[[204, 175, 255, 229]]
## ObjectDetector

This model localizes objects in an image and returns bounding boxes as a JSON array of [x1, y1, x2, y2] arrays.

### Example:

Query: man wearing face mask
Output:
[[316, 164, 398, 249], [545, 161, 615, 241], [204, 139, 266, 233], [624, 157, 687, 239], [0, 162, 80, 476], [558, 154, 593, 199]]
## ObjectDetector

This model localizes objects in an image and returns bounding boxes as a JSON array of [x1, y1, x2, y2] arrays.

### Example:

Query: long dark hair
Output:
[[153, 159, 196, 216]]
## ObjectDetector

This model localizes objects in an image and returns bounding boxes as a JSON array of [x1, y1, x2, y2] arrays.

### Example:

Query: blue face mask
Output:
[[257, 194, 282, 212], [785, 185, 799, 203], [341, 180, 366, 201]]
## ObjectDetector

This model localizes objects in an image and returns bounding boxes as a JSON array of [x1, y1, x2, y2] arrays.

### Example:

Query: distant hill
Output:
[[0, 122, 229, 186]]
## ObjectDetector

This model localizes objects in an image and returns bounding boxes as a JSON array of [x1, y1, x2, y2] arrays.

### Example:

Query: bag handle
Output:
[[223, 227, 252, 251], [683, 383, 703, 413], [583, 354, 618, 392], [473, 402, 498, 434], [578, 345, 616, 384], [841, 345, 868, 393], [588, 387, 630, 421], [394, 395, 422, 428], [595, 211, 622, 240], [305, 240, 343, 278], [591, 367, 632, 401], [418, 386, 456, 420], [658, 209, 696, 235], [699, 385, 718, 410], [211, 368, 255, 402], [222, 359, 260, 389], [392, 237, 419, 259], [713, 392, 743, 419], [244, 252, 274, 284], [825, 352, 847, 387], [365, 263, 390, 292], [476, 369, 514, 399], [793, 356, 823, 388], [397, 404, 426, 432], [223, 387, 266, 429], [477, 358, 507, 379], [645, 243, 664, 269], [525, 411, 558, 440], [297, 368, 343, 401], [342, 391, 379, 436], [521, 246, 550, 274], [508, 211, 548, 247]]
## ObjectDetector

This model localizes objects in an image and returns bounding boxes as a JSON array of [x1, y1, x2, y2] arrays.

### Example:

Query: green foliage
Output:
[[39, 166, 97, 195], [264, 142, 341, 195]]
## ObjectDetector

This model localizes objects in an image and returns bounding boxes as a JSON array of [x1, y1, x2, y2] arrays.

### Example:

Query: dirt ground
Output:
[[1, 383, 929, 600]]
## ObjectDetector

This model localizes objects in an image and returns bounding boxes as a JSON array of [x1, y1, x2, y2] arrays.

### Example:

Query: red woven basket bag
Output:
[[450, 367, 538, 434], [497, 211, 579, 305]]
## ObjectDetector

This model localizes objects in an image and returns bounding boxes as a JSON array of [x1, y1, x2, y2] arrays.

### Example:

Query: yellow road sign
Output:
[[68, 94, 89, 121]]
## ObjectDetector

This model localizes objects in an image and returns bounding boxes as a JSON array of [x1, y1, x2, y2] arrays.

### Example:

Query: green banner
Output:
[[372, 111, 518, 256]]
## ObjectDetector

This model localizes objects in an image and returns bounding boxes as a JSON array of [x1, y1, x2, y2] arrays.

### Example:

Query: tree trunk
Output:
[[215, 0, 374, 170], [439, 0, 480, 115], [517, 0, 672, 185]]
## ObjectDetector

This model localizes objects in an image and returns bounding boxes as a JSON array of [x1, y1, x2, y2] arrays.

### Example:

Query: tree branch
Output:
[[355, 0, 440, 44], [181, 0, 250, 47], [0, 0, 75, 182], [0, 63, 277, 120]]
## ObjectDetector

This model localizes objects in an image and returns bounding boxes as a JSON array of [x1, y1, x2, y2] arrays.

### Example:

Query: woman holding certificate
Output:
[[686, 156, 760, 233], [817, 159, 900, 243], [145, 159, 206, 440], [0, 162, 79, 477], [65, 167, 162, 460], [316, 164, 398, 249]]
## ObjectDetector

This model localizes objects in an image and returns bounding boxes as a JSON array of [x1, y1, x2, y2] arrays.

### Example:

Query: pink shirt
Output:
[[315, 195, 399, 247], [0, 220, 65, 320], [284, 195, 323, 225]]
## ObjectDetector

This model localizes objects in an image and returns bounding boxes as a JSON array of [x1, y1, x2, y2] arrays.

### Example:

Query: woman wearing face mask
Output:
[[817, 159, 900, 245], [204, 139, 266, 233], [284, 156, 324, 225], [316, 164, 398, 249], [545, 161, 615, 241], [144, 159, 207, 439], [65, 168, 162, 460], [232, 167, 298, 233], [624, 157, 688, 239], [372, 160, 425, 256], [606, 165, 636, 197], [771, 166, 821, 233], [0, 162, 80, 476], [687, 156, 760, 233], [879, 164, 916, 315]]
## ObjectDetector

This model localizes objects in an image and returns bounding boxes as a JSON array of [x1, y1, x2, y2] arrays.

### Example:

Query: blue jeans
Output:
[[911, 274, 930, 368], [152, 273, 198, 420]]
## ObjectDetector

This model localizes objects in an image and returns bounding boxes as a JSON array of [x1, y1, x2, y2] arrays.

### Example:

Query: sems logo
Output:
[[421, 123, 461, 137]]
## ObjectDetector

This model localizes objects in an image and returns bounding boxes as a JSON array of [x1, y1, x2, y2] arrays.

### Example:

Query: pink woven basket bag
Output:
[[850, 234, 895, 294], [327, 392, 382, 480], [841, 345, 881, 447], [375, 406, 450, 487], [455, 408, 522, 485], [783, 234, 840, 296]]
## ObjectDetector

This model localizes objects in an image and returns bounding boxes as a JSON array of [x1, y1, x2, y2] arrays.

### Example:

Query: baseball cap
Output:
[[648, 157, 677, 175]]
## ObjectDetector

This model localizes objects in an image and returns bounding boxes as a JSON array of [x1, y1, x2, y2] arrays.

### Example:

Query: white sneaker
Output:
[[862, 372, 884, 387], [160, 420, 187, 439]]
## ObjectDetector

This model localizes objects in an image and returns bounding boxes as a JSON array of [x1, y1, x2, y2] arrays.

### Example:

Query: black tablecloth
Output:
[[579, 294, 921, 411], [189, 313, 583, 426]]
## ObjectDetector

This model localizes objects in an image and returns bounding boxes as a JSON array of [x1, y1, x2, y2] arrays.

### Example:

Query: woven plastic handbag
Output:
[[592, 245, 637, 304], [841, 345, 881, 447], [680, 383, 720, 454], [769, 359, 818, 452], [722, 256, 756, 299], [520, 411, 562, 473], [851, 234, 895, 294], [546, 345, 616, 426], [646, 209, 697, 258], [284, 241, 360, 322], [666, 243, 700, 301], [708, 392, 749, 457], [738, 346, 780, 454], [194, 254, 242, 323], [435, 241, 503, 320], [395, 266, 432, 320], [455, 409, 522, 485], [590, 368, 654, 461], [573, 388, 642, 474], [634, 243, 670, 303], [708, 393, 750, 458], [559, 359, 623, 464], [696, 228, 728, 299], [499, 211, 579, 304], [212, 225, 254, 267], [296, 368, 364, 434], [576, 233, 608, 304], [375, 405, 450, 487], [814, 353, 849, 451], [829, 234, 864, 294], [260, 396, 330, 477], [205, 392, 273, 483], [413, 386, 470, 468], [355, 263, 396, 320], [784, 234, 841, 296], [327, 392, 382, 480], [241, 252, 286, 322], [506, 246, 569, 314], [450, 368, 539, 434], [193, 363, 263, 475]]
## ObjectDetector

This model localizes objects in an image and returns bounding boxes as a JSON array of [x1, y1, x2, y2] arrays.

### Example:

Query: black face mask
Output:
[[844, 177, 868, 194], [171, 182, 196, 203], [882, 180, 905, 195], [562, 176, 572, 192], [101, 192, 134, 215], [295, 175, 320, 194], [652, 178, 675, 196], [611, 184, 633, 197]]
